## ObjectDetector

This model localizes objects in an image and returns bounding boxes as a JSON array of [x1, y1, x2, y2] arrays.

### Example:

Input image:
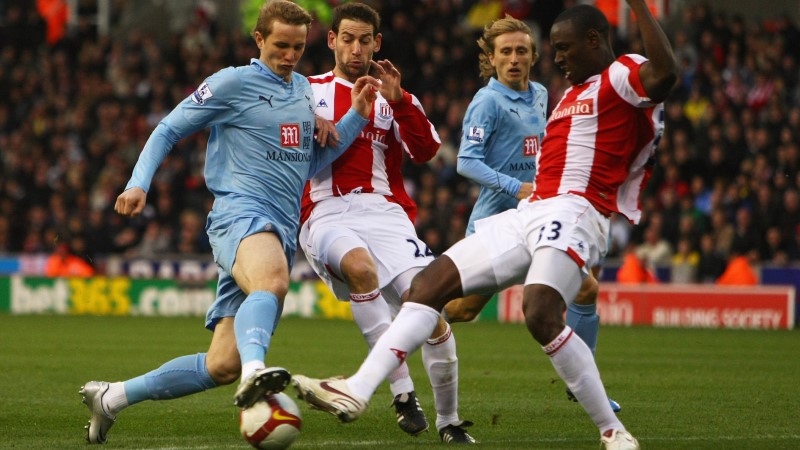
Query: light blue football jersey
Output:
[[458, 78, 548, 234], [126, 58, 366, 258]]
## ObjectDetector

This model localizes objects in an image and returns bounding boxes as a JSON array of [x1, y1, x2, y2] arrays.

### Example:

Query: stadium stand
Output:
[[1, 1, 798, 283]]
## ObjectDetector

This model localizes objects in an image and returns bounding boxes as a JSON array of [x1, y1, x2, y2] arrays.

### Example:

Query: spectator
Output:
[[730, 206, 762, 257], [696, 233, 726, 283], [1, 0, 799, 280], [759, 226, 792, 266], [671, 237, 699, 283], [617, 249, 657, 284], [634, 224, 672, 270], [716, 253, 758, 286], [44, 242, 95, 277]]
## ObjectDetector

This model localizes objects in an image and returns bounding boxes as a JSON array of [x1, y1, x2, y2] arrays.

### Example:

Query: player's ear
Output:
[[328, 30, 336, 50], [373, 32, 382, 52], [586, 28, 601, 49]]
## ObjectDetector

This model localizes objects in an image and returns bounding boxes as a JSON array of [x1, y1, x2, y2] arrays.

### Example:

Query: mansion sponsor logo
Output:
[[280, 123, 301, 147], [266, 151, 311, 162], [523, 135, 539, 156]]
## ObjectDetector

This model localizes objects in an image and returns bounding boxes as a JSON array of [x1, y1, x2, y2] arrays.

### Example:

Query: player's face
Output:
[[329, 19, 381, 82], [550, 20, 592, 85], [256, 21, 308, 82], [489, 31, 534, 91]]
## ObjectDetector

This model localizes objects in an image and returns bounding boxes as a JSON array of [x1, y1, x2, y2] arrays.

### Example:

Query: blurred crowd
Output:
[[1, 0, 799, 283]]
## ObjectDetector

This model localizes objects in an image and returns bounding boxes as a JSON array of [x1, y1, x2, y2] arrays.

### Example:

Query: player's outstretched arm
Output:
[[626, 0, 677, 103]]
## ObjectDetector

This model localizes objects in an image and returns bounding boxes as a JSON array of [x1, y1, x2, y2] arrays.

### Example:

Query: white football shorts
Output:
[[299, 193, 433, 302], [444, 194, 610, 303]]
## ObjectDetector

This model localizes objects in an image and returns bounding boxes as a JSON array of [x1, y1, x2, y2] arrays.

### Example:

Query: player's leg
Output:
[[566, 267, 621, 412], [442, 293, 493, 323], [294, 213, 526, 424], [567, 270, 601, 353], [335, 241, 427, 435], [523, 246, 629, 441], [425, 315, 476, 443], [79, 303, 237, 444], [301, 206, 426, 435], [294, 254, 463, 422], [231, 231, 292, 407], [388, 269, 474, 442]]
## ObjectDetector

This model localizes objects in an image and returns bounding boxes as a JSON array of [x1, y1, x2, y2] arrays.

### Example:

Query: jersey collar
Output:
[[250, 58, 291, 84], [488, 77, 533, 100]]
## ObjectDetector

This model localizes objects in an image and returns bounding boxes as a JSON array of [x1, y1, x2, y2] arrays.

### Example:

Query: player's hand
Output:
[[370, 59, 403, 101], [115, 187, 147, 217], [350, 75, 380, 118], [314, 115, 339, 147], [516, 182, 534, 200]]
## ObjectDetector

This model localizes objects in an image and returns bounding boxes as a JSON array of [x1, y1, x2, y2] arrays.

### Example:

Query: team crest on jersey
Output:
[[191, 82, 213, 105], [378, 103, 393, 118], [523, 135, 540, 156], [466, 126, 484, 143], [280, 123, 301, 147], [550, 98, 595, 120]]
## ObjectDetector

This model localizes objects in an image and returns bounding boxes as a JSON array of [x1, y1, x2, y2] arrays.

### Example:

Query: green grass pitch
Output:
[[1, 314, 798, 449]]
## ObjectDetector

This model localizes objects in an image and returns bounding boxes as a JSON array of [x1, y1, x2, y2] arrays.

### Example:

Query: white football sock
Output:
[[241, 360, 265, 382], [350, 290, 414, 395], [422, 323, 460, 430], [347, 302, 439, 400], [103, 382, 129, 416], [544, 326, 623, 434]]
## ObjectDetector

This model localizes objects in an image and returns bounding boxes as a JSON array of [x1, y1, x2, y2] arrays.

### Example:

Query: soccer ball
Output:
[[239, 392, 302, 449]]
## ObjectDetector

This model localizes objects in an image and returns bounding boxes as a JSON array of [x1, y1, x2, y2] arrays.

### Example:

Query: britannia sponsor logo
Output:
[[359, 128, 386, 144], [550, 98, 594, 120]]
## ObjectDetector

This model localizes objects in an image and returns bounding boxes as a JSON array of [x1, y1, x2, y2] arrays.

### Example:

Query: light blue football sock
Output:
[[234, 291, 279, 366], [566, 302, 599, 355], [123, 353, 217, 405]]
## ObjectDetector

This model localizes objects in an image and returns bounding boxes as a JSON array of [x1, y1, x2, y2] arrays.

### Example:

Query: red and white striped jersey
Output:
[[301, 72, 440, 223], [532, 54, 664, 224]]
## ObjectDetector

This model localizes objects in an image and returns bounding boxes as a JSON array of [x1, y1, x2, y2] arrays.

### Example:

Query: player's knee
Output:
[[341, 259, 378, 293], [205, 355, 240, 386], [522, 285, 566, 345], [408, 256, 462, 311], [254, 280, 288, 300], [575, 276, 599, 305], [429, 315, 450, 339], [445, 300, 480, 323], [235, 270, 289, 299]]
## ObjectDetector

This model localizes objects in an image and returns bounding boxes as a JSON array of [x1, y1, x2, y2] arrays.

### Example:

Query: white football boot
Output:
[[234, 367, 291, 408], [601, 429, 640, 450], [80, 381, 116, 444], [292, 375, 367, 422]]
